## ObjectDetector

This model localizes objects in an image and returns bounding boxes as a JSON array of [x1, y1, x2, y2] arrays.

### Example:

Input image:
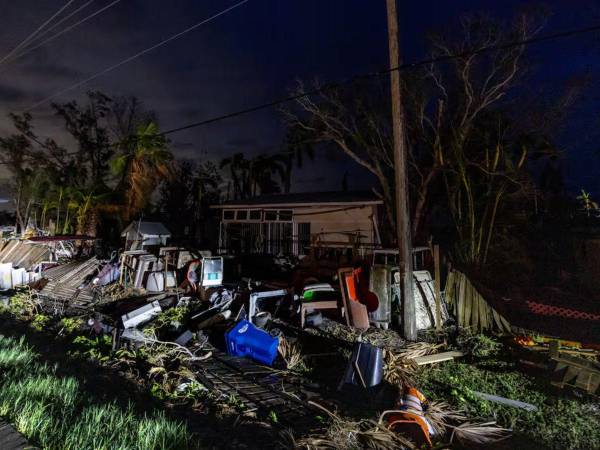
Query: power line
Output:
[[159, 21, 600, 137], [23, 0, 249, 112], [29, 0, 96, 45], [0, 0, 121, 72], [0, 0, 77, 67]]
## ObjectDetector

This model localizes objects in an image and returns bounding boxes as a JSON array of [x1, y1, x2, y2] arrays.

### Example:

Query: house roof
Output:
[[213, 191, 383, 208], [121, 221, 171, 238]]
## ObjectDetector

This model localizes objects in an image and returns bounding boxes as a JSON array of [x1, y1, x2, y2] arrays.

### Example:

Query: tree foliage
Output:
[[0, 92, 172, 237]]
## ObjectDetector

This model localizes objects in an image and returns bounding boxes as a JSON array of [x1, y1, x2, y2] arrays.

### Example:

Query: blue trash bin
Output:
[[225, 320, 279, 366]]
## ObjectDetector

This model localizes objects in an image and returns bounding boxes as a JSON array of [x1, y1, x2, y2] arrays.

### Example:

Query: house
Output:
[[211, 191, 383, 256], [121, 221, 171, 250]]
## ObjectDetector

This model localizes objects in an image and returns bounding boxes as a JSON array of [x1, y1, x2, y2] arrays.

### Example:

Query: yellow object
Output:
[[514, 335, 535, 346], [535, 336, 582, 349]]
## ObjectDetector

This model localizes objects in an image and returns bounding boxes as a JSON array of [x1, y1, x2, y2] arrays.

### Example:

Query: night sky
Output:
[[1, 0, 600, 197]]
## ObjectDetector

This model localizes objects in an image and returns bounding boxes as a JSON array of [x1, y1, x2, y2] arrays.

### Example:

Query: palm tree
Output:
[[220, 153, 250, 200], [63, 188, 114, 236], [281, 126, 315, 193], [110, 122, 173, 221], [249, 154, 286, 196]]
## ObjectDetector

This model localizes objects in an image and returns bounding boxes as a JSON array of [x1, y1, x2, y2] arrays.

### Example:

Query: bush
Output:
[[58, 317, 84, 335], [457, 331, 503, 358], [30, 314, 50, 332]]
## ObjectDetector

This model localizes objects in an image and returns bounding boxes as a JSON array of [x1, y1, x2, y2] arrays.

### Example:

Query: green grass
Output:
[[415, 345, 600, 449], [0, 334, 194, 450]]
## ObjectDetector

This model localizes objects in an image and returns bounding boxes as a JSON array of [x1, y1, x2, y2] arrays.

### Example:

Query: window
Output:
[[264, 210, 278, 221], [263, 209, 293, 222], [278, 210, 293, 221], [249, 210, 262, 221], [235, 210, 248, 220], [223, 210, 234, 221]]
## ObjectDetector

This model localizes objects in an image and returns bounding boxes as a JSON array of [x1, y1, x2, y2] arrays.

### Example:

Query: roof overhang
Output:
[[212, 200, 382, 209]]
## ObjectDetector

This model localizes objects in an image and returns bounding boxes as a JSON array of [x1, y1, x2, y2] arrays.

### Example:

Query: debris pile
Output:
[[0, 224, 596, 450]]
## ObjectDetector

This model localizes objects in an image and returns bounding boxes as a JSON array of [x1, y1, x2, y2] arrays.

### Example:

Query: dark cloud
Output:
[[26, 62, 81, 79], [0, 0, 597, 195], [0, 83, 26, 102], [225, 138, 260, 148]]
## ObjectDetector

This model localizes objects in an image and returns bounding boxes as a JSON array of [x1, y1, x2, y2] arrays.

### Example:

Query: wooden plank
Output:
[[412, 351, 464, 366], [457, 273, 466, 326], [433, 245, 441, 331]]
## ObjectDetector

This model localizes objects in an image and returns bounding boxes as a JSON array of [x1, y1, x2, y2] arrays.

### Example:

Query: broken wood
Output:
[[551, 352, 600, 394], [434, 244, 441, 331], [412, 350, 464, 366]]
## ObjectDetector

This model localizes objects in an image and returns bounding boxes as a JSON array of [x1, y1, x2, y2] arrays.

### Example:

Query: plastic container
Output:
[[225, 320, 279, 366]]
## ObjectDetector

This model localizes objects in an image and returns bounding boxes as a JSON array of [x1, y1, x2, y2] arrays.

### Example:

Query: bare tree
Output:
[[285, 81, 397, 232], [408, 14, 546, 241], [287, 13, 546, 244]]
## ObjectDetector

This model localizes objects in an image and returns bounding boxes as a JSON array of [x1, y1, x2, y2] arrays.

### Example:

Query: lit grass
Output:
[[416, 352, 600, 449], [0, 333, 195, 449]]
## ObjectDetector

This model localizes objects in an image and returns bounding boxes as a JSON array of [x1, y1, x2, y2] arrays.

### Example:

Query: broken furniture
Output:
[[412, 270, 450, 330], [121, 300, 162, 329], [368, 265, 398, 329], [119, 250, 177, 292], [300, 283, 342, 328], [338, 268, 369, 330], [225, 319, 279, 366], [339, 341, 384, 388], [549, 341, 600, 394], [248, 289, 288, 326]]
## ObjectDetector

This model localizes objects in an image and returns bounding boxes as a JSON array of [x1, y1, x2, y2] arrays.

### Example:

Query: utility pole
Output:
[[386, 0, 416, 340]]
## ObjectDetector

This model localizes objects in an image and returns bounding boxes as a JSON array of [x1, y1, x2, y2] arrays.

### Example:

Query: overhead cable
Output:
[[0, 0, 121, 71], [159, 22, 600, 137], [24, 0, 249, 112], [0, 0, 77, 67]]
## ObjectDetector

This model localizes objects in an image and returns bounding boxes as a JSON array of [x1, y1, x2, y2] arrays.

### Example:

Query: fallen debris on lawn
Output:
[[0, 232, 595, 450]]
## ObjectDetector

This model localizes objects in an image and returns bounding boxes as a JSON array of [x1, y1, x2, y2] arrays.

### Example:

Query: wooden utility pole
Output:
[[386, 0, 416, 340]]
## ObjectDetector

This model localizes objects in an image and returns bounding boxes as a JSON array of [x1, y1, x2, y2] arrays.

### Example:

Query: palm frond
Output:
[[450, 421, 511, 445]]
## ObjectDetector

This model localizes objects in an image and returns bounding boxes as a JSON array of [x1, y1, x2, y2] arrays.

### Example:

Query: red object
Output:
[[352, 267, 379, 313], [526, 300, 600, 321]]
